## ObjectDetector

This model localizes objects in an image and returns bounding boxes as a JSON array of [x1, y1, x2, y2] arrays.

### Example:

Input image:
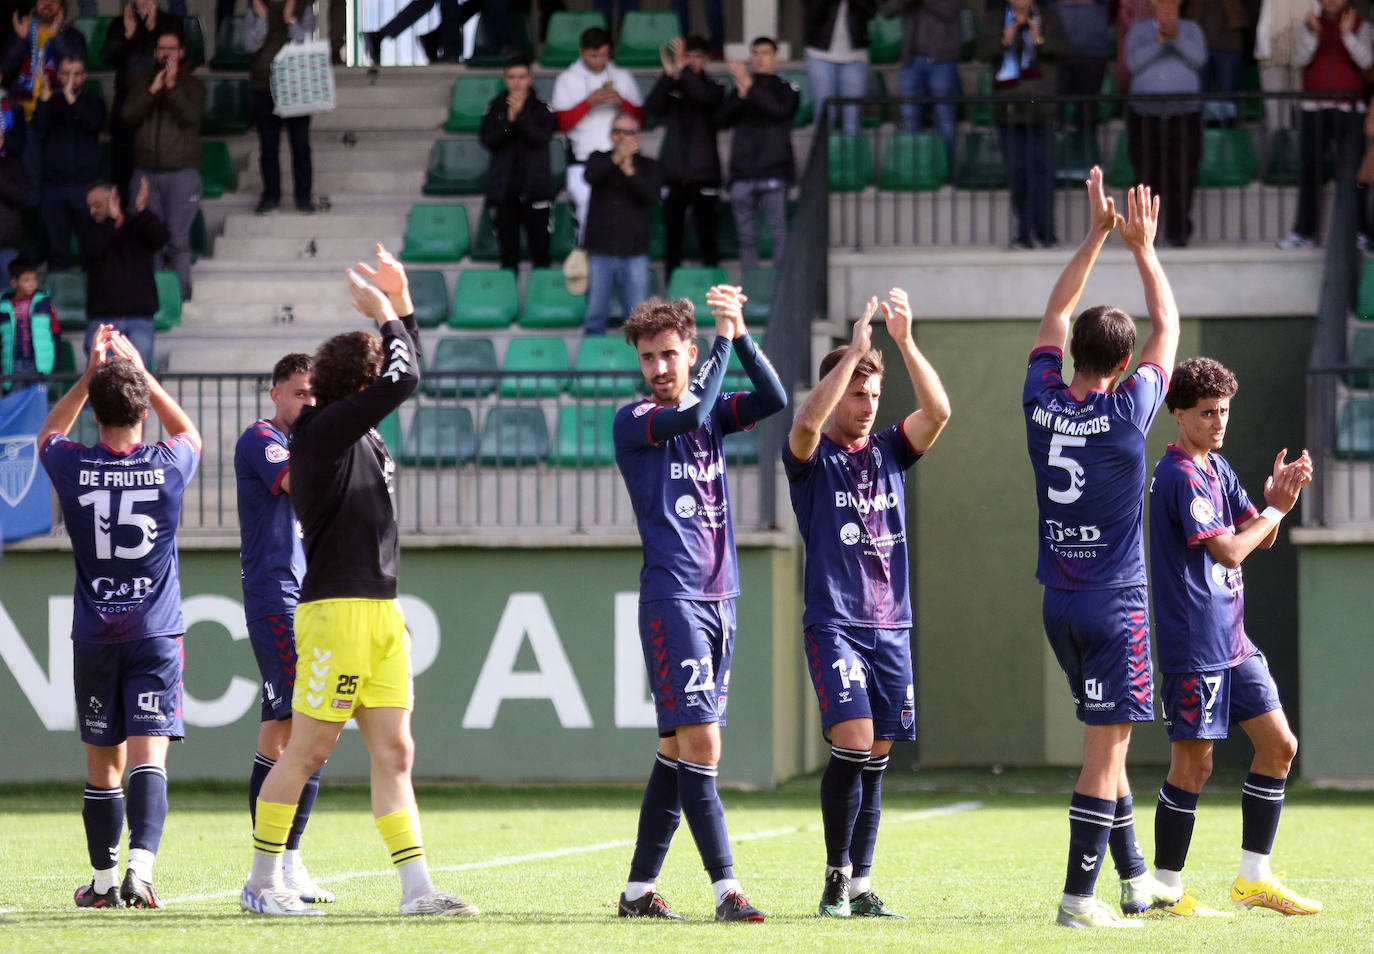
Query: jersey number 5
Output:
[[77, 488, 159, 560], [1046, 433, 1087, 505]]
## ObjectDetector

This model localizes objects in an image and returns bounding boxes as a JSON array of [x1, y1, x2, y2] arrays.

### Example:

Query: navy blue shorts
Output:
[[74, 635, 185, 746], [1043, 585, 1154, 725], [805, 625, 916, 741], [248, 614, 298, 722], [639, 598, 734, 734], [1161, 652, 1282, 742]]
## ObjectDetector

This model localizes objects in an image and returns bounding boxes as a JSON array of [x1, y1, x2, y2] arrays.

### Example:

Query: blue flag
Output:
[[0, 384, 52, 542]]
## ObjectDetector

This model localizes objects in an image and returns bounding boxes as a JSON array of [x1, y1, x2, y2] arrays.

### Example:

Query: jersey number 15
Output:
[[78, 488, 159, 560]]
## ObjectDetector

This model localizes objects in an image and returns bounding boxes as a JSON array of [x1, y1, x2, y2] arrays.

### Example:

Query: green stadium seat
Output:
[[44, 272, 87, 332], [861, 70, 888, 129], [444, 75, 504, 134], [377, 409, 400, 454], [550, 139, 568, 192], [781, 70, 813, 128], [953, 129, 1006, 189], [553, 403, 617, 466], [1105, 129, 1136, 190], [407, 269, 449, 328], [879, 132, 947, 191], [1055, 128, 1102, 188], [1349, 329, 1374, 389], [520, 267, 586, 328], [479, 405, 550, 465], [467, 11, 535, 67], [469, 207, 500, 263], [401, 405, 476, 466], [568, 336, 638, 398], [184, 16, 207, 68], [211, 15, 254, 70], [401, 203, 471, 262], [740, 266, 776, 322], [81, 77, 105, 101], [970, 70, 993, 127], [541, 11, 607, 69], [1197, 127, 1257, 188], [199, 140, 236, 198], [153, 271, 182, 331], [201, 77, 254, 135], [549, 201, 576, 259], [1336, 397, 1374, 460], [1239, 61, 1263, 123], [422, 138, 489, 196], [1261, 127, 1301, 187], [423, 337, 498, 397], [722, 425, 760, 464], [868, 13, 902, 65], [617, 11, 683, 68], [501, 335, 570, 398], [449, 269, 518, 329], [190, 207, 208, 262], [829, 133, 874, 192], [533, 74, 556, 104], [635, 73, 662, 131], [666, 265, 729, 320], [1359, 260, 1374, 319], [72, 17, 114, 71], [1097, 70, 1119, 122]]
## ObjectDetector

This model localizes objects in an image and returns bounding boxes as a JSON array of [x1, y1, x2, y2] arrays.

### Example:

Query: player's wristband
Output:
[[1261, 506, 1285, 527]]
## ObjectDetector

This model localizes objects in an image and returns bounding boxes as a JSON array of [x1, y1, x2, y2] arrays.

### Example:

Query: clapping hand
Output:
[[851, 297, 877, 353], [880, 287, 915, 344], [1085, 165, 1123, 234], [1263, 448, 1314, 513], [134, 176, 149, 213], [107, 328, 148, 373], [1341, 8, 1358, 35], [354, 242, 409, 299], [705, 284, 748, 339], [347, 268, 398, 328], [1118, 183, 1158, 251], [12, 10, 30, 38]]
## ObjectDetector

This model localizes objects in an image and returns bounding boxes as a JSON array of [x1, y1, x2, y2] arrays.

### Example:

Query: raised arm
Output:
[[882, 287, 951, 453], [1035, 166, 1121, 352], [1119, 183, 1179, 375], [109, 328, 202, 450], [1205, 450, 1312, 566], [39, 323, 113, 447], [709, 284, 786, 426], [787, 298, 876, 461]]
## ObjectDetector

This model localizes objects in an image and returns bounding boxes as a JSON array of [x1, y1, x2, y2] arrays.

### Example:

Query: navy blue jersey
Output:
[[235, 419, 304, 621], [41, 433, 200, 643], [1149, 445, 1260, 673], [1023, 347, 1167, 590], [784, 425, 922, 629]]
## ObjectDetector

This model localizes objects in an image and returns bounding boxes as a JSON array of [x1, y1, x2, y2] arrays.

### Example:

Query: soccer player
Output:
[[39, 325, 202, 909], [240, 245, 477, 918], [1147, 357, 1321, 917], [1023, 167, 1182, 928], [236, 352, 332, 904], [613, 286, 787, 921], [784, 288, 951, 918]]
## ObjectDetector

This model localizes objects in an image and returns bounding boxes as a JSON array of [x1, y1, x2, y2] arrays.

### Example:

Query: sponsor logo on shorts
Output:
[[331, 699, 353, 710]]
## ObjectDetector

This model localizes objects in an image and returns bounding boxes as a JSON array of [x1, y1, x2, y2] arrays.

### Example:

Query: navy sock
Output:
[[1064, 792, 1114, 897], [628, 754, 681, 883], [287, 767, 323, 851], [849, 753, 887, 878], [677, 758, 733, 882], [249, 752, 274, 828], [1108, 794, 1147, 880], [820, 745, 869, 868], [127, 764, 168, 854], [1154, 781, 1199, 872], [82, 785, 124, 871], [1241, 772, 1286, 855]]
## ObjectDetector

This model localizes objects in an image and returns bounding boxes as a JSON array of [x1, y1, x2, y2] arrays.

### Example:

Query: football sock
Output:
[[849, 753, 888, 879], [1239, 849, 1272, 882], [376, 805, 434, 901], [1063, 792, 1113, 897], [1240, 772, 1286, 858], [127, 847, 155, 883], [677, 759, 733, 882], [127, 764, 168, 857], [83, 784, 124, 889], [1154, 781, 1199, 874], [627, 753, 681, 883], [712, 877, 742, 906], [250, 798, 295, 886], [287, 767, 323, 851], [248, 752, 274, 827], [850, 875, 872, 896], [623, 880, 655, 902], [1108, 794, 1147, 880], [820, 745, 869, 868]]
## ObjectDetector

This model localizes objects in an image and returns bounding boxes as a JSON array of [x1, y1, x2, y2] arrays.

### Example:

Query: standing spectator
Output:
[[645, 34, 724, 283], [0, 0, 86, 202], [1125, 0, 1206, 248], [1113, 0, 1155, 91], [593, 0, 638, 36], [0, 120, 25, 279], [479, 54, 556, 273], [673, 0, 724, 57], [1056, 0, 1112, 135], [552, 27, 644, 244], [980, 0, 1069, 249], [103, 0, 183, 200], [719, 37, 800, 270], [804, 0, 876, 134], [1183, 0, 1249, 124], [245, 0, 318, 216], [1278, 0, 1372, 250], [32, 54, 105, 272], [81, 179, 168, 368], [582, 114, 661, 336], [1, 256, 62, 389], [886, 0, 963, 170], [1255, 0, 1312, 130]]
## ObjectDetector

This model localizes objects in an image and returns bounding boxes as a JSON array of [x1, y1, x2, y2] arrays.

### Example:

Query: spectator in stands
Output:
[[1183, 0, 1248, 124], [479, 54, 556, 272], [1278, 0, 1372, 250], [1125, 0, 1206, 247], [979, 0, 1069, 249], [32, 53, 105, 272], [673, 0, 724, 58], [1255, 0, 1312, 130], [720, 37, 799, 271], [362, 0, 508, 65], [124, 25, 203, 301], [804, 0, 875, 135], [104, 0, 183, 199], [0, 122, 27, 279], [81, 179, 167, 368], [552, 26, 643, 245], [1055, 0, 1111, 135], [646, 34, 723, 282], [1113, 0, 1155, 91], [886, 0, 962, 171], [245, 0, 318, 216], [582, 114, 661, 336], [0, 0, 86, 202], [593, 0, 636, 36], [1, 256, 62, 389]]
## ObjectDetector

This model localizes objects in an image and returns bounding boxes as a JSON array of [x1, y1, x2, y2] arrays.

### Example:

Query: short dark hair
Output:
[[750, 36, 778, 52], [580, 27, 612, 51], [503, 53, 532, 72], [8, 257, 36, 281], [155, 23, 185, 45], [683, 34, 709, 53], [88, 358, 150, 429], [272, 352, 313, 386], [312, 332, 382, 407], [1166, 356, 1237, 412], [1069, 305, 1136, 377], [818, 346, 885, 382], [623, 297, 695, 346], [59, 53, 87, 68]]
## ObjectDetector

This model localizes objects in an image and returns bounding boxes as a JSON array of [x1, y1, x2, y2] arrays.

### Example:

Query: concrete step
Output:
[[245, 141, 430, 172], [324, 81, 452, 109], [235, 165, 427, 194], [210, 234, 406, 264], [308, 105, 444, 133], [222, 209, 407, 238]]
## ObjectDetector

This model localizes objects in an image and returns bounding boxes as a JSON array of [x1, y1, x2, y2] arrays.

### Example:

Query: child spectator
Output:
[[0, 257, 62, 389]]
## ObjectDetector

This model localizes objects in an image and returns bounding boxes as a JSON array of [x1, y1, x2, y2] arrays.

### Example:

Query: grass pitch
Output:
[[1, 767, 1371, 954]]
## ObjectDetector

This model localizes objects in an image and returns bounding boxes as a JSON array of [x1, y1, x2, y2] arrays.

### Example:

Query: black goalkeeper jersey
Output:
[[290, 315, 420, 602]]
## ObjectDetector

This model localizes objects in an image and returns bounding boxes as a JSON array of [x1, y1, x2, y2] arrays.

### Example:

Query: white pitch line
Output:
[[159, 799, 983, 906]]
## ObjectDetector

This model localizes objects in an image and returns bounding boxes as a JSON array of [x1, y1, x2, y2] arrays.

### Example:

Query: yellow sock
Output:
[[253, 799, 296, 856], [376, 806, 425, 867]]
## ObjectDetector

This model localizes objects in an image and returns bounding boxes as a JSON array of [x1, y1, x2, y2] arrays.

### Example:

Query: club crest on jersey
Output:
[[632, 402, 654, 418], [0, 434, 38, 507], [265, 443, 289, 464], [1190, 496, 1216, 524]]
